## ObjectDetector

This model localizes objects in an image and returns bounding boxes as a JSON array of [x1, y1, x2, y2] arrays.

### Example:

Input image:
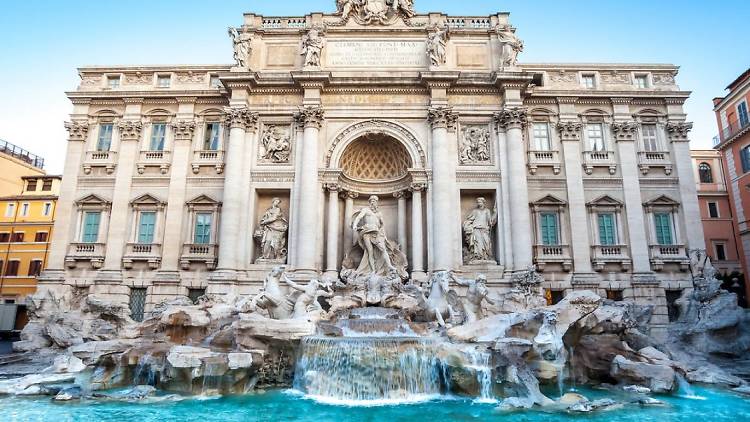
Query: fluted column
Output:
[[498, 108, 533, 270], [342, 191, 358, 252], [294, 105, 325, 273], [395, 191, 408, 250], [237, 119, 259, 270], [217, 107, 254, 271], [428, 106, 459, 271], [325, 184, 340, 275], [494, 121, 513, 270], [667, 121, 705, 249], [410, 183, 426, 278]]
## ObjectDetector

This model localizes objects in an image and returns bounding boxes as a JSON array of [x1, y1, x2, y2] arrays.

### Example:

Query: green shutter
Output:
[[194, 213, 212, 244], [138, 212, 156, 244], [654, 213, 673, 245], [598, 213, 616, 245], [82, 212, 101, 243], [540, 213, 559, 246]]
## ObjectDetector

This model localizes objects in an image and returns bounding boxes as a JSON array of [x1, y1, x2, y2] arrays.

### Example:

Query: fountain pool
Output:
[[2, 386, 749, 422]]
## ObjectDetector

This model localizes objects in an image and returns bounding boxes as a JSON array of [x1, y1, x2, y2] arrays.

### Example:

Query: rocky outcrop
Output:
[[610, 355, 675, 393]]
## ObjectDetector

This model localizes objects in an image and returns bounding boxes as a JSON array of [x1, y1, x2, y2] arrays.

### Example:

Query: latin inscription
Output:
[[327, 40, 427, 67]]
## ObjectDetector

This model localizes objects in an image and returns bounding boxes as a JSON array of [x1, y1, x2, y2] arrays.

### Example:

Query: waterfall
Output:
[[676, 373, 705, 400], [460, 346, 495, 403]]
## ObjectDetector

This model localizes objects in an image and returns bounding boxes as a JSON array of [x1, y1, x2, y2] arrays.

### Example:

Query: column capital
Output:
[[409, 182, 427, 193], [117, 120, 143, 141], [298, 105, 325, 129], [340, 190, 359, 200], [393, 190, 408, 199], [171, 120, 197, 140], [495, 107, 528, 130], [556, 120, 583, 141], [223, 106, 258, 131], [64, 121, 89, 142], [665, 121, 693, 142], [611, 120, 640, 142], [427, 106, 458, 131], [324, 182, 341, 192]]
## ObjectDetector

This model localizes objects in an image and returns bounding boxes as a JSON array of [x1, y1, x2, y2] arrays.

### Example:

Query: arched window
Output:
[[699, 163, 713, 184]]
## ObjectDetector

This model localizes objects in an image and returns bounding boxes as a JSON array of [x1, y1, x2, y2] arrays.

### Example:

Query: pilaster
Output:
[[666, 121, 705, 250]]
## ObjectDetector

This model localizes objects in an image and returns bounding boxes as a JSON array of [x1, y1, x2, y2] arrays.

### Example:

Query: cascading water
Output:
[[460, 346, 495, 403]]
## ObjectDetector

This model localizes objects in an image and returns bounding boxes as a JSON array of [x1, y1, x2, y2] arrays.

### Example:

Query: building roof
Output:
[[20, 175, 62, 180], [0, 139, 45, 170], [727, 68, 750, 91]]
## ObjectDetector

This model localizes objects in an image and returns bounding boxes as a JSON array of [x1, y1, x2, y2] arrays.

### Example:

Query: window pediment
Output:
[[644, 195, 680, 211], [187, 194, 221, 211], [587, 194, 623, 210], [131, 193, 166, 209], [76, 194, 111, 206], [531, 194, 567, 210]]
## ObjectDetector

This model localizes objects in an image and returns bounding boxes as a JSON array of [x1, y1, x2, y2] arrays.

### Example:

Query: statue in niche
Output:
[[228, 27, 252, 68], [462, 197, 498, 263], [260, 126, 291, 163], [455, 274, 496, 323], [496, 25, 524, 68], [301, 26, 325, 68], [254, 198, 289, 263], [426, 25, 449, 67], [459, 126, 491, 164], [341, 195, 408, 281]]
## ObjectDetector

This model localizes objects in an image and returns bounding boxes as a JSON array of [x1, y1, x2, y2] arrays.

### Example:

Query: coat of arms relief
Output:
[[337, 0, 415, 25]]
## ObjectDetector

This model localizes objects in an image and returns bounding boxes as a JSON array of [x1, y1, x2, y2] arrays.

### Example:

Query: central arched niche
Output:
[[339, 133, 412, 182]]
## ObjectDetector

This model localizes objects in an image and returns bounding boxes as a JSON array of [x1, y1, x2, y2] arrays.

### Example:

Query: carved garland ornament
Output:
[[171, 120, 197, 140], [555, 121, 583, 141]]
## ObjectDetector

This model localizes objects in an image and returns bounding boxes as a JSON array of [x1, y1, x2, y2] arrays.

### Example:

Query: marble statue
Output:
[[301, 27, 325, 68], [249, 266, 294, 319], [462, 197, 498, 263], [254, 198, 289, 263], [228, 27, 252, 68], [426, 25, 449, 68], [423, 271, 455, 327], [260, 126, 291, 163], [337, 0, 414, 24], [284, 277, 334, 319], [389, 0, 415, 17], [459, 126, 491, 164], [454, 274, 495, 323], [497, 25, 523, 68]]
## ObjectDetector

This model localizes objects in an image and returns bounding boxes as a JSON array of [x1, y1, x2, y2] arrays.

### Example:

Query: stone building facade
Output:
[[40, 2, 703, 333]]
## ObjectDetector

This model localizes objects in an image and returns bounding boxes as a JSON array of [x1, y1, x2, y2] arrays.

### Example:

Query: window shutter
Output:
[[83, 212, 101, 243], [598, 213, 615, 245], [138, 212, 156, 244], [540, 213, 559, 246], [654, 213, 673, 245]]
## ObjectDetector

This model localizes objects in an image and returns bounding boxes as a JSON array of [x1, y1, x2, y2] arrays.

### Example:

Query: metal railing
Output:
[[0, 139, 44, 169]]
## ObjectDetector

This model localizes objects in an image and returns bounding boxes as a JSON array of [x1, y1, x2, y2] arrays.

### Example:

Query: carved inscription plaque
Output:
[[327, 40, 427, 67]]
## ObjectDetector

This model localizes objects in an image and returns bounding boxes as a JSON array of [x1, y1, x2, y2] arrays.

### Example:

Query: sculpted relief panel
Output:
[[459, 126, 492, 165], [259, 125, 292, 164]]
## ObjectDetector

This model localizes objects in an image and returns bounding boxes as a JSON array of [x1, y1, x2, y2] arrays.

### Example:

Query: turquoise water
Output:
[[2, 387, 749, 422]]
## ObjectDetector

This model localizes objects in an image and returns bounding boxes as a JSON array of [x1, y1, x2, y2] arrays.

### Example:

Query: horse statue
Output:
[[422, 271, 456, 327], [247, 266, 294, 319]]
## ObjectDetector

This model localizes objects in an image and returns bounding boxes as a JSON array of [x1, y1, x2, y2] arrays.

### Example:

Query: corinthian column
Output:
[[666, 121, 705, 250], [294, 105, 325, 273], [410, 183, 426, 279], [217, 107, 255, 271], [342, 191, 358, 251], [395, 190, 408, 250], [498, 108, 533, 270], [325, 184, 340, 276], [428, 106, 459, 272]]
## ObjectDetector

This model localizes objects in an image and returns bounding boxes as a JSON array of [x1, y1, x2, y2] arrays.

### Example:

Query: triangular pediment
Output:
[[587, 194, 623, 207], [75, 193, 111, 206], [186, 194, 220, 205], [130, 193, 165, 206], [643, 195, 680, 207], [531, 194, 567, 206]]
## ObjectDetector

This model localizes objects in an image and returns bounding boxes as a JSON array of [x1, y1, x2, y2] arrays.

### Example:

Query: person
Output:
[[351, 196, 397, 276], [462, 197, 498, 262]]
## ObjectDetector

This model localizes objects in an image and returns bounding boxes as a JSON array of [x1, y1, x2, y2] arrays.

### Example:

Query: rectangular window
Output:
[[5, 261, 19, 277], [597, 213, 617, 245], [532, 123, 551, 151], [203, 123, 221, 151], [587, 123, 605, 152], [107, 75, 121, 89], [582, 74, 596, 89], [666, 290, 683, 322], [5, 203, 15, 217], [210, 75, 221, 88], [739, 101, 749, 127], [715, 243, 727, 261], [129, 288, 148, 322], [194, 213, 212, 244], [28, 260, 43, 277], [708, 202, 720, 219], [26, 179, 37, 191], [43, 203, 52, 216], [654, 212, 674, 245], [606, 290, 624, 301], [82, 211, 101, 243], [12, 232, 24, 243], [0, 233, 9, 242], [42, 179, 53, 191], [35, 232, 48, 243], [97, 124, 114, 151], [634, 75, 648, 89], [188, 288, 207, 304], [157, 74, 171, 88], [150, 123, 167, 151], [137, 212, 157, 244], [20, 203, 29, 217], [539, 212, 560, 246], [742, 146, 750, 173], [641, 124, 660, 152]]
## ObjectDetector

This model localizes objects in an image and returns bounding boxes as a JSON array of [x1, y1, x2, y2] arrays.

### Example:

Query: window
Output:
[[203, 123, 221, 151], [606, 290, 624, 301], [641, 124, 660, 152], [532, 123, 551, 151], [188, 288, 206, 304], [28, 260, 43, 277], [708, 202, 720, 219], [587, 123, 605, 152], [20, 203, 29, 217], [741, 146, 750, 173], [654, 212, 674, 245], [634, 75, 648, 89], [129, 288, 147, 322], [12, 232, 24, 243], [5, 203, 15, 217], [157, 74, 171, 88], [545, 289, 565, 306], [5, 261, 19, 277], [26, 179, 37, 191], [137, 211, 157, 244], [150, 123, 167, 151], [739, 101, 749, 127], [0, 233, 9, 242], [666, 290, 683, 322], [82, 211, 101, 243], [35, 232, 48, 243], [715, 243, 727, 261], [97, 124, 114, 151], [210, 75, 221, 88], [597, 213, 617, 245], [43, 203, 52, 216], [581, 74, 596, 89], [698, 163, 713, 183], [540, 212, 559, 246], [194, 213, 212, 244], [107, 75, 121, 89], [42, 179, 53, 191]]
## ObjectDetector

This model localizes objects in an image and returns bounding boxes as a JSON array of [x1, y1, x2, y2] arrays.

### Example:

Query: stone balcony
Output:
[[637, 151, 673, 176], [649, 244, 689, 271], [137, 150, 172, 175], [591, 244, 632, 271], [65, 243, 105, 269], [582, 151, 617, 175], [191, 150, 225, 174], [527, 150, 561, 175], [180, 243, 218, 270], [82, 150, 117, 175], [123, 243, 162, 270], [533, 244, 572, 271]]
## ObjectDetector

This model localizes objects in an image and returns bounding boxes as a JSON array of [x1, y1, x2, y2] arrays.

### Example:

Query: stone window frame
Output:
[[74, 194, 112, 244], [89, 110, 121, 153], [195, 109, 227, 153], [633, 110, 668, 153], [632, 73, 651, 89], [530, 194, 568, 247], [142, 109, 175, 152], [579, 72, 598, 89], [105, 74, 122, 90], [580, 110, 613, 153], [185, 195, 222, 246], [527, 109, 559, 152], [128, 194, 167, 245], [586, 195, 626, 247], [155, 73, 173, 89], [643, 195, 683, 247]]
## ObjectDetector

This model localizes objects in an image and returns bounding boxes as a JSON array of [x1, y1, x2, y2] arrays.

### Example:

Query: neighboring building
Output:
[[713, 68, 750, 301], [0, 139, 46, 195], [40, 2, 704, 337], [691, 150, 742, 276]]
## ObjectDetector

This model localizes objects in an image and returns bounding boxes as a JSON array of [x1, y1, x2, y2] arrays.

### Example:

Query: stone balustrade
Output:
[[533, 244, 572, 272], [527, 150, 561, 175], [591, 244, 632, 272], [83, 150, 118, 175], [65, 243, 106, 269], [123, 243, 163, 270], [637, 151, 673, 175], [180, 244, 218, 270], [138, 150, 172, 175], [649, 244, 689, 271], [191, 150, 225, 174], [582, 150, 617, 175]]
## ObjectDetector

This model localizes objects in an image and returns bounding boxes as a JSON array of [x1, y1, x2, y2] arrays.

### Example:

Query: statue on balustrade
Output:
[[496, 25, 524, 68], [254, 198, 289, 263], [462, 197, 498, 264], [301, 26, 325, 68], [228, 27, 252, 68]]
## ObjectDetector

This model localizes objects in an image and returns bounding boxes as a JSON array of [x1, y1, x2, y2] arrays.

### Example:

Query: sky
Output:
[[0, 0, 748, 174]]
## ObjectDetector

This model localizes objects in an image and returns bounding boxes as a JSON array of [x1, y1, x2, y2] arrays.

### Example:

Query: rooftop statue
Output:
[[228, 27, 252, 68], [336, 0, 416, 25], [496, 25, 524, 68]]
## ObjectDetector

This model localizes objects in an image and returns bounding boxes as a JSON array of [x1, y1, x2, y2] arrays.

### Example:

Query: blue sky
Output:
[[0, 0, 748, 174]]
